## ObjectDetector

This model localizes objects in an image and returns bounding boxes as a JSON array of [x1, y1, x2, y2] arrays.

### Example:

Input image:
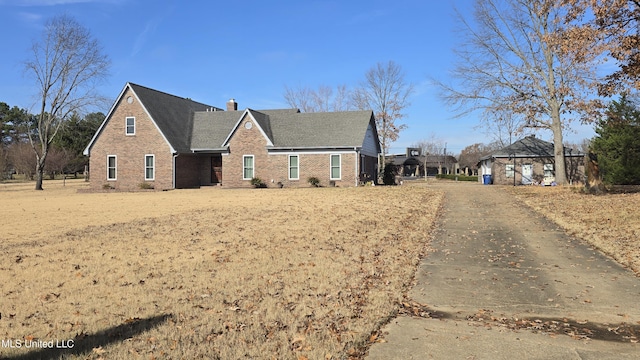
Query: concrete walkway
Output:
[[367, 181, 640, 359]]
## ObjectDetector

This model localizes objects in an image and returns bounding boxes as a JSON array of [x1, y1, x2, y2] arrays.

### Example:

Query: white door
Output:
[[522, 164, 533, 185]]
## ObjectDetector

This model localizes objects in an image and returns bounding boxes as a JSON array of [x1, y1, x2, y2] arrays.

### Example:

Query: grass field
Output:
[[0, 180, 443, 359], [2, 179, 638, 359], [504, 185, 640, 276]]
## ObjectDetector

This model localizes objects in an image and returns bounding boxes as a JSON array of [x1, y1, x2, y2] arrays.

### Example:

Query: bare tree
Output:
[[8, 142, 36, 180], [457, 141, 503, 175], [412, 134, 444, 157], [283, 84, 354, 112], [24, 14, 110, 190], [412, 135, 445, 177], [44, 146, 72, 180], [353, 61, 414, 176], [439, 0, 603, 184], [458, 143, 485, 175], [477, 109, 532, 147]]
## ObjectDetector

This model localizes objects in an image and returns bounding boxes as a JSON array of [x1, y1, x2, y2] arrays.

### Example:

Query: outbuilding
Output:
[[478, 135, 584, 185]]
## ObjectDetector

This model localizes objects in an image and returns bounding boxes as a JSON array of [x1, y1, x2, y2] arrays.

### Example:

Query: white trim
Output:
[[84, 84, 129, 156], [222, 110, 274, 147], [126, 116, 136, 135], [330, 154, 341, 180], [130, 84, 176, 153], [243, 155, 254, 180], [83, 83, 176, 155], [106, 155, 117, 181], [288, 154, 299, 180], [521, 163, 533, 185], [144, 154, 155, 181], [172, 154, 177, 189], [355, 150, 359, 187], [270, 147, 359, 151], [191, 147, 229, 153], [505, 164, 515, 178], [268, 150, 356, 156]]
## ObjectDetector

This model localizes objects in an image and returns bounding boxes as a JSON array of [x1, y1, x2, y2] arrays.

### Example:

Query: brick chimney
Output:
[[226, 99, 237, 111]]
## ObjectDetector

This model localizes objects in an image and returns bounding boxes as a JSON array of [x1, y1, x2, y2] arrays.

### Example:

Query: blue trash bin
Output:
[[483, 174, 492, 185]]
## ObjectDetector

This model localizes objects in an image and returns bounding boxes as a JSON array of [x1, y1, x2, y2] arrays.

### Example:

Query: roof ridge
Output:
[[246, 108, 265, 114], [128, 82, 218, 109]]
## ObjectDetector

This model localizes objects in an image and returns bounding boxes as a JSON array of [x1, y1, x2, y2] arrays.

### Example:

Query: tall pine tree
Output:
[[591, 95, 640, 185]]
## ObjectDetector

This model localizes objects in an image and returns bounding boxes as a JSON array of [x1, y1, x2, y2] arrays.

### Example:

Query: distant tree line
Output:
[[0, 101, 102, 180]]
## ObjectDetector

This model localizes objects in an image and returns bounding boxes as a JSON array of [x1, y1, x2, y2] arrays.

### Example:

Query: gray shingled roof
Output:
[[481, 135, 583, 160], [129, 83, 219, 153], [269, 110, 375, 148], [86, 83, 379, 157], [191, 109, 377, 150], [116, 84, 377, 154], [191, 110, 238, 151]]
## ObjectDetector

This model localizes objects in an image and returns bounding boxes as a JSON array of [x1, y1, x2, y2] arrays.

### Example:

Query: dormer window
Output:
[[126, 117, 135, 135]]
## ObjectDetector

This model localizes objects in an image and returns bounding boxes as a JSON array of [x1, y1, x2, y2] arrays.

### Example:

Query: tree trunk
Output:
[[34, 153, 46, 190], [585, 153, 604, 193], [550, 108, 567, 185]]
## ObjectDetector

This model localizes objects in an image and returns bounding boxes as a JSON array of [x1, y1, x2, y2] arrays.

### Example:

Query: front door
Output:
[[211, 156, 222, 184], [522, 164, 533, 185]]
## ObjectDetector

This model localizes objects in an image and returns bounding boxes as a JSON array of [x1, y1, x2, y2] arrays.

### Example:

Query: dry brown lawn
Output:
[[503, 185, 640, 275], [0, 180, 443, 359]]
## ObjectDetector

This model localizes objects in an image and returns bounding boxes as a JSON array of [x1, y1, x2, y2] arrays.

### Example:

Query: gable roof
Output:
[[191, 109, 378, 151], [86, 83, 380, 156], [220, 109, 275, 147], [128, 83, 219, 153], [84, 82, 219, 155], [481, 135, 583, 160]]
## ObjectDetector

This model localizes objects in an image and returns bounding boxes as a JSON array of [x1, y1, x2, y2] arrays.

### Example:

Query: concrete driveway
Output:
[[367, 181, 640, 359]]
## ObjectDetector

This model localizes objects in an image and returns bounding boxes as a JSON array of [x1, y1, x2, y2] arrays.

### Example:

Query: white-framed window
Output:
[[543, 163, 554, 177], [330, 154, 341, 180], [505, 164, 514, 178], [288, 155, 299, 180], [107, 155, 117, 180], [243, 155, 254, 180], [126, 117, 135, 135], [145, 154, 155, 181]]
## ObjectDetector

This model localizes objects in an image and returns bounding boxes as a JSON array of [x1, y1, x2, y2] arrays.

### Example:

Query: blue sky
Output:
[[0, 0, 596, 155]]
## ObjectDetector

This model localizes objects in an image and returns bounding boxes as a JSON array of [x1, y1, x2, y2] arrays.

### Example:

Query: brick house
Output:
[[83, 83, 381, 190], [478, 135, 585, 185]]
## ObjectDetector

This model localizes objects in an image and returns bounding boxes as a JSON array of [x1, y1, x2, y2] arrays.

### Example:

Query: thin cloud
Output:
[[411, 79, 432, 98], [17, 11, 43, 24], [131, 17, 162, 58]]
